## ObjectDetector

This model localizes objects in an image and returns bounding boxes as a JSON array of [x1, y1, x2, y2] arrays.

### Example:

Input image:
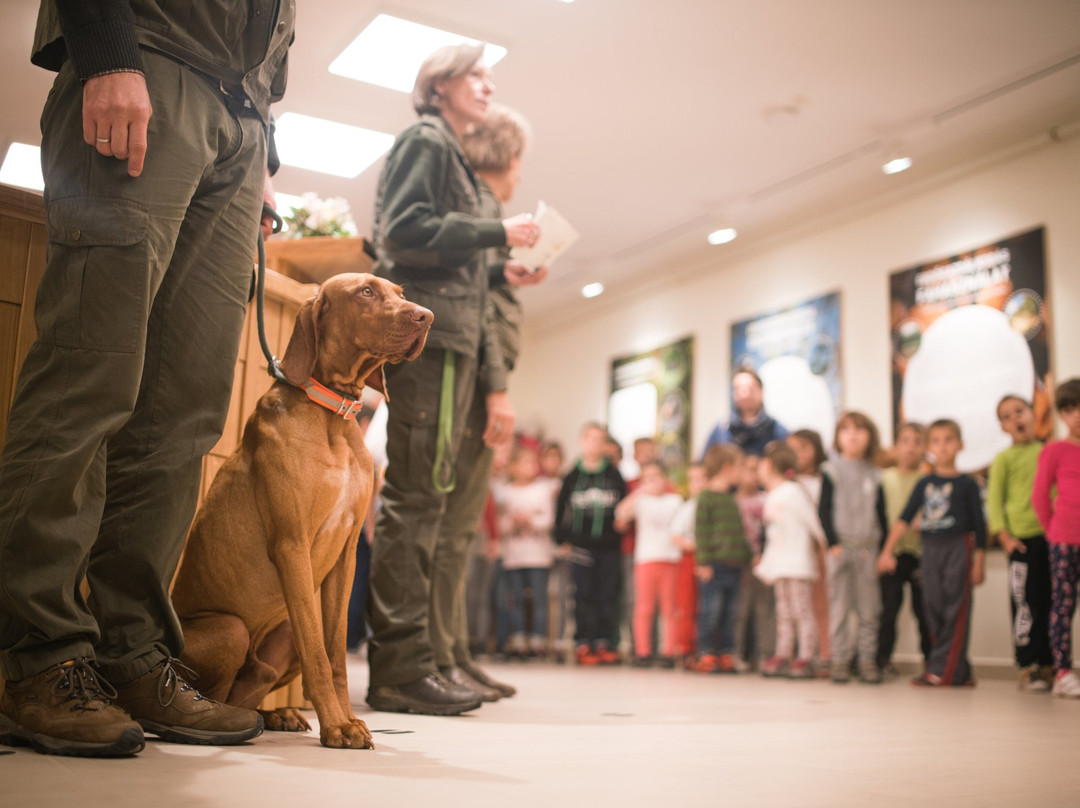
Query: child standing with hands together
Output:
[[878, 419, 986, 687], [823, 412, 888, 684], [755, 442, 828, 679], [615, 462, 685, 667], [1031, 379, 1080, 698]]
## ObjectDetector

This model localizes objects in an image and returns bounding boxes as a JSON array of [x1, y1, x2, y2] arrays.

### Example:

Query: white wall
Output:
[[510, 132, 1080, 670]]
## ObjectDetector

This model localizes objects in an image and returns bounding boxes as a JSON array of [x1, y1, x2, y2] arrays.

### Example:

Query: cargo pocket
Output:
[[39, 197, 150, 352]]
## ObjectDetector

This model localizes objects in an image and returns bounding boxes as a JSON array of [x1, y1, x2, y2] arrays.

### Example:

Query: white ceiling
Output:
[[3, 1, 1079, 328]]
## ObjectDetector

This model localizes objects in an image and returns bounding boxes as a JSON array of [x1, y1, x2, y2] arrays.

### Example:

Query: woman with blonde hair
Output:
[[367, 43, 540, 716]]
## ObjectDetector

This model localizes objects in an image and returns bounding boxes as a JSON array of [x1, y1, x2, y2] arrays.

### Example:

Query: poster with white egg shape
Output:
[[889, 227, 1050, 472]]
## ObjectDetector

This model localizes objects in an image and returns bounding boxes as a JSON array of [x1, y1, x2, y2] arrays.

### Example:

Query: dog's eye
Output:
[[361, 286, 373, 297]]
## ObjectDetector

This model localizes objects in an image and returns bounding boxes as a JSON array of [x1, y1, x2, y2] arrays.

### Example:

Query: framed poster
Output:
[[730, 291, 842, 444], [609, 336, 693, 486], [889, 226, 1050, 471]]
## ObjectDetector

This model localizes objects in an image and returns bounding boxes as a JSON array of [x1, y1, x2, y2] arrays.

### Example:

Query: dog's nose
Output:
[[412, 306, 434, 326]]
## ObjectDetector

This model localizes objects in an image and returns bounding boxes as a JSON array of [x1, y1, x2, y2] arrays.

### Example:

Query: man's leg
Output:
[[0, 52, 262, 753]]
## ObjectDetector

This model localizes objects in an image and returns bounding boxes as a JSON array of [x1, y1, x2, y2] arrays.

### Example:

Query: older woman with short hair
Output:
[[366, 44, 538, 717], [425, 103, 549, 700]]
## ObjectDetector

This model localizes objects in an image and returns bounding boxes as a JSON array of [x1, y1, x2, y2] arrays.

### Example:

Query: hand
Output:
[[82, 72, 152, 177], [502, 214, 540, 248], [999, 532, 1025, 555], [260, 172, 278, 240], [876, 552, 897, 576], [971, 551, 986, 587], [483, 390, 515, 448], [504, 261, 549, 287], [695, 565, 713, 582]]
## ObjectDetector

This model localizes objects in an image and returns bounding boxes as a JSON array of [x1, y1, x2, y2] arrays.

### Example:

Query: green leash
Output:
[[432, 348, 457, 494]]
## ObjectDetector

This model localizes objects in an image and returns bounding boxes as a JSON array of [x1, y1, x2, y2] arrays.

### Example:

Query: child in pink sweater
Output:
[[1032, 378, 1080, 698]]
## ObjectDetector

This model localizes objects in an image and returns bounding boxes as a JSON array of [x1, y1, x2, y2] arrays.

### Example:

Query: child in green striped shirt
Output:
[[691, 444, 752, 673]]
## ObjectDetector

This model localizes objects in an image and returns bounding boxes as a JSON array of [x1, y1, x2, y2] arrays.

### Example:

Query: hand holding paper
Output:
[[509, 201, 580, 272]]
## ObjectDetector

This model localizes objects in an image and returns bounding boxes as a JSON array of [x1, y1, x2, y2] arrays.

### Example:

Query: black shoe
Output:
[[459, 662, 517, 698], [630, 655, 655, 668], [367, 673, 482, 716], [439, 666, 501, 702], [654, 656, 677, 669]]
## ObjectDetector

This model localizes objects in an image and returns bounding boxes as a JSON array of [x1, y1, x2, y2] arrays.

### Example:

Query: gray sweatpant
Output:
[[828, 545, 881, 670]]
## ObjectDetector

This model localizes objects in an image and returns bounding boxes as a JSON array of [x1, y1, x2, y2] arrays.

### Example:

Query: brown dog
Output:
[[171, 272, 431, 749]]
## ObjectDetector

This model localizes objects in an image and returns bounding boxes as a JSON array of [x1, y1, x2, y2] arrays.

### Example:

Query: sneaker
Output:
[[831, 664, 851, 684], [715, 654, 738, 674], [111, 658, 263, 744], [787, 659, 814, 679], [1019, 665, 1050, 693], [575, 644, 599, 666], [0, 659, 145, 757], [595, 647, 621, 666], [880, 663, 900, 681], [859, 665, 882, 685], [654, 656, 677, 670], [911, 672, 943, 687], [761, 656, 788, 678], [630, 655, 655, 668], [692, 654, 719, 673], [732, 656, 752, 673], [815, 660, 832, 680], [1052, 670, 1080, 699]]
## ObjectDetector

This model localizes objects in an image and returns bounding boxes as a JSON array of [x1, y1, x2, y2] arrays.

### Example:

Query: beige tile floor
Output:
[[4, 656, 1079, 808]]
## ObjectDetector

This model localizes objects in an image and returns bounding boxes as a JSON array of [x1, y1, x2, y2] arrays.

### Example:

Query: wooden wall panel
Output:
[[0, 215, 31, 304]]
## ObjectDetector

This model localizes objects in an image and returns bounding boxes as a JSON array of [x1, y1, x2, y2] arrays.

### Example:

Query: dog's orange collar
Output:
[[300, 378, 363, 421]]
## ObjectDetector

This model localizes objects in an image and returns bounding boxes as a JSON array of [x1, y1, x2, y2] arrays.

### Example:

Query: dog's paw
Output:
[[259, 707, 312, 732], [321, 719, 375, 750]]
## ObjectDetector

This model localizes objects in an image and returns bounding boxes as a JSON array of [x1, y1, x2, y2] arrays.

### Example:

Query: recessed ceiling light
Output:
[[882, 156, 913, 175], [0, 142, 44, 191], [329, 14, 507, 93], [274, 112, 394, 178], [582, 282, 604, 298], [707, 227, 737, 246]]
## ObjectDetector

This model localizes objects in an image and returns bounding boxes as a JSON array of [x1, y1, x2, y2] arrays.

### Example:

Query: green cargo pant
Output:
[[429, 377, 496, 668], [0, 50, 266, 683], [368, 347, 478, 686]]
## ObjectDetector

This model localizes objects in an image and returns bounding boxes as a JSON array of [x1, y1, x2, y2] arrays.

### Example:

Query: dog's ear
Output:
[[363, 364, 388, 401], [280, 293, 320, 385]]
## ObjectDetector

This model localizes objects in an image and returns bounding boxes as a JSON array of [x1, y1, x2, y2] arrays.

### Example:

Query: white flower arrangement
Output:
[[282, 192, 359, 239]]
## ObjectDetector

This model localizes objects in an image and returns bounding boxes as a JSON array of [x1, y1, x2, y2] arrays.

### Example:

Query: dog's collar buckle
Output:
[[300, 378, 362, 421]]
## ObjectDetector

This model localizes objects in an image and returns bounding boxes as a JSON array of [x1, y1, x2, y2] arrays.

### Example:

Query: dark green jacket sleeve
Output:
[[481, 295, 508, 393], [379, 128, 507, 269], [42, 0, 144, 79]]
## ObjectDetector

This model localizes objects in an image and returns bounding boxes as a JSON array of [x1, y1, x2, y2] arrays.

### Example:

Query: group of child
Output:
[[478, 377, 1080, 697]]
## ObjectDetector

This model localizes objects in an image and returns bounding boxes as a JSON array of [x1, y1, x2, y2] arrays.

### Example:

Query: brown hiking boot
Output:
[[0, 658, 145, 757], [111, 658, 262, 745]]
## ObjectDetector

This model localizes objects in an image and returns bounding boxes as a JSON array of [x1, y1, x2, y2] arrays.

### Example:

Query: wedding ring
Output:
[[96, 137, 110, 143]]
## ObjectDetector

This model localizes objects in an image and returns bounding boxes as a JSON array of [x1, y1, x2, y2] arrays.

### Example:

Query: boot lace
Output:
[[154, 658, 211, 707], [51, 658, 118, 711]]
